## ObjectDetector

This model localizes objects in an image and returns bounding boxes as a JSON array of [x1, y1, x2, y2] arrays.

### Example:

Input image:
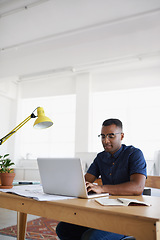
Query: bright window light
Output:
[[19, 95, 76, 159], [90, 87, 160, 162]]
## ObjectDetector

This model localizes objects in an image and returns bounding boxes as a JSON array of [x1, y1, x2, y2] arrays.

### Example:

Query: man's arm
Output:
[[85, 173, 146, 196], [85, 172, 97, 183]]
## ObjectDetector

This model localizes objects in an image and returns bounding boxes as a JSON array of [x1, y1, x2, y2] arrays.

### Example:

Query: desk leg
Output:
[[17, 212, 27, 240], [156, 221, 160, 240]]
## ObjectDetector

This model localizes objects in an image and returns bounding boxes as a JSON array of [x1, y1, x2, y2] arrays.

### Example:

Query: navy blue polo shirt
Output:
[[87, 144, 147, 185]]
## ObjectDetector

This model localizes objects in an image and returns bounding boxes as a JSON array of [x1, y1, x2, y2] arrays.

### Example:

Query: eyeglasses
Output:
[[98, 133, 122, 140]]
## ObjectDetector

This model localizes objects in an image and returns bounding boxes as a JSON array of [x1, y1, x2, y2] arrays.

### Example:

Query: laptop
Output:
[[37, 158, 109, 199]]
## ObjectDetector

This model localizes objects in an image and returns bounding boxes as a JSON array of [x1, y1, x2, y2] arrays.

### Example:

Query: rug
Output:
[[0, 217, 60, 239]]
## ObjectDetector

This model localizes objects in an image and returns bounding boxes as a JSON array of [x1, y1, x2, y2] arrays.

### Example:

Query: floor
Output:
[[0, 208, 39, 239]]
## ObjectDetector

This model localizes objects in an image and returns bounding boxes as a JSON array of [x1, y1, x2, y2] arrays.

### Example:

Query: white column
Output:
[[75, 73, 91, 153]]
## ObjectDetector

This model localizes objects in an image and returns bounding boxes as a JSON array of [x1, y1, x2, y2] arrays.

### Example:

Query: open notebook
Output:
[[95, 197, 151, 206], [37, 157, 108, 199]]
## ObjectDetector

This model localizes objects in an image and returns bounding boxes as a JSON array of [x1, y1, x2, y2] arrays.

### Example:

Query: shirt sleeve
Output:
[[87, 154, 101, 178], [129, 148, 147, 177]]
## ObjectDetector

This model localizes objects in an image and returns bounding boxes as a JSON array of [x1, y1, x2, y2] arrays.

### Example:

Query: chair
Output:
[[145, 175, 160, 189], [143, 175, 160, 196], [95, 175, 160, 193]]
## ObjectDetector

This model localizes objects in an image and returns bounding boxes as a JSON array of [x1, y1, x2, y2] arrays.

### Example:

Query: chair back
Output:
[[94, 175, 160, 189], [145, 176, 160, 189]]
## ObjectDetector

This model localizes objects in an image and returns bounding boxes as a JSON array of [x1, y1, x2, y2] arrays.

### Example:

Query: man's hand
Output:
[[85, 181, 103, 194]]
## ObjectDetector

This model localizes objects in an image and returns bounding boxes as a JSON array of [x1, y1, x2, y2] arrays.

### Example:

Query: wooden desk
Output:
[[0, 192, 160, 240]]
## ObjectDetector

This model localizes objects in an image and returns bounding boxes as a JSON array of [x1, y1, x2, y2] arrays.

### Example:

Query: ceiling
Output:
[[0, 0, 160, 79]]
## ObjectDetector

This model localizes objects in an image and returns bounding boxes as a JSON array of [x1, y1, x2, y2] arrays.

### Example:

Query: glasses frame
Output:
[[98, 132, 122, 140]]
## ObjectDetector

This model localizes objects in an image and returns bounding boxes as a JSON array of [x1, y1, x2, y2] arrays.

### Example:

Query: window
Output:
[[19, 95, 76, 159], [90, 87, 160, 162]]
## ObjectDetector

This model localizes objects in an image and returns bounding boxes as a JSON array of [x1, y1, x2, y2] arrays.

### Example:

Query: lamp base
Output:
[[0, 185, 13, 189]]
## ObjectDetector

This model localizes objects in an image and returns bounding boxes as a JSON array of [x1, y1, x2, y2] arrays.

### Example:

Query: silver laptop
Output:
[[37, 158, 108, 199]]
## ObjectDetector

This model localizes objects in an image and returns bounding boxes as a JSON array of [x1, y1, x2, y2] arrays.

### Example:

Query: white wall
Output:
[[1, 62, 160, 160], [92, 65, 160, 92], [1, 61, 160, 179], [20, 76, 76, 98], [0, 81, 18, 159], [1, 0, 160, 178]]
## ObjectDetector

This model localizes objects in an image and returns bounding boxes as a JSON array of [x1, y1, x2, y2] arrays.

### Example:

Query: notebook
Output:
[[37, 157, 109, 199]]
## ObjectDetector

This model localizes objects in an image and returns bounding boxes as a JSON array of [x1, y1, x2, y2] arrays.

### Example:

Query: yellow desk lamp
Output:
[[0, 107, 53, 145]]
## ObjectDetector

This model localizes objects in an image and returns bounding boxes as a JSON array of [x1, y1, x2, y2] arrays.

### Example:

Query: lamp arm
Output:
[[0, 114, 36, 145]]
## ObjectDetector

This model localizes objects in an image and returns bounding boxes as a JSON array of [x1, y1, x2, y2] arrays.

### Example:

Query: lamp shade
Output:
[[33, 107, 53, 129]]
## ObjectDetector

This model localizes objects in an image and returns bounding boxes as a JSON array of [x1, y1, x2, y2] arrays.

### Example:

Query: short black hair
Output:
[[102, 118, 123, 130]]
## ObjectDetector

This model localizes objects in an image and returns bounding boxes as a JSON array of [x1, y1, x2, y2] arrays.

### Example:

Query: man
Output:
[[56, 118, 147, 240]]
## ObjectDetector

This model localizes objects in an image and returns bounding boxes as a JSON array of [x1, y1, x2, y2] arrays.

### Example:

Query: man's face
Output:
[[101, 124, 124, 155]]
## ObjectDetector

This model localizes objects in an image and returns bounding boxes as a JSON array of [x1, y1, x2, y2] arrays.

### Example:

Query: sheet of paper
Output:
[[95, 197, 124, 206], [0, 185, 75, 201]]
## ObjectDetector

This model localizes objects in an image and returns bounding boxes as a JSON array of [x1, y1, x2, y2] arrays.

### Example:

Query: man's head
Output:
[[99, 118, 124, 155]]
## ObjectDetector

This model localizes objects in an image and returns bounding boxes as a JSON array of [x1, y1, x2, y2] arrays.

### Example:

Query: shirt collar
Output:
[[106, 145, 123, 159]]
